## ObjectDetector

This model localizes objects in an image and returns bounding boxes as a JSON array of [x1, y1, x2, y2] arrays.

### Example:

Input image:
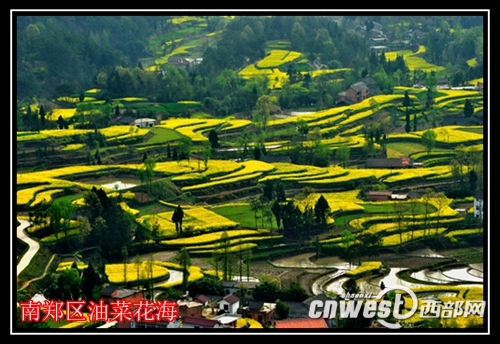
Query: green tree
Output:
[[314, 195, 330, 227], [220, 231, 231, 281], [464, 99, 474, 117], [171, 205, 185, 237], [202, 141, 211, 170], [341, 230, 356, 268], [271, 200, 282, 229], [82, 262, 101, 301], [57, 268, 82, 301], [252, 280, 280, 302], [208, 129, 220, 149], [421, 129, 438, 155], [39, 105, 46, 128], [335, 144, 350, 168], [275, 299, 290, 319], [236, 129, 251, 160], [253, 95, 272, 133], [121, 245, 128, 286], [143, 157, 156, 193], [178, 247, 191, 292], [178, 136, 193, 163]]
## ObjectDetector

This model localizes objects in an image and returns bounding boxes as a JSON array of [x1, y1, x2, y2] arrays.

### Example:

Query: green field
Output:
[[145, 127, 183, 143], [386, 142, 428, 157], [211, 204, 279, 229]]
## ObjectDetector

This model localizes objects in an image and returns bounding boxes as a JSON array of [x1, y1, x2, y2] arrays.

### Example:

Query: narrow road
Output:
[[16, 219, 39, 276]]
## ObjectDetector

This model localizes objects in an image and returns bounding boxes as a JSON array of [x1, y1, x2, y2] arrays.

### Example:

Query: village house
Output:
[[98, 286, 145, 329], [99, 285, 143, 304], [130, 117, 159, 128], [181, 316, 222, 329], [367, 191, 393, 201], [177, 299, 204, 318], [218, 294, 240, 314], [239, 301, 276, 324], [366, 157, 413, 168], [337, 81, 370, 105]]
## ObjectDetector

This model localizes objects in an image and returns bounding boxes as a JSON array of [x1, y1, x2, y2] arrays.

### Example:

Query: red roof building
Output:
[[274, 318, 329, 329]]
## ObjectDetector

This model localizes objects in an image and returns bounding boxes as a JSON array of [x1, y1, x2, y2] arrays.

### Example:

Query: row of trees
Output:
[[250, 182, 332, 242]]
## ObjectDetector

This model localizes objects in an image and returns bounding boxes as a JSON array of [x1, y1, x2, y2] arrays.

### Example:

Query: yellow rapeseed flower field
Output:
[[105, 261, 169, 284], [138, 207, 239, 238]]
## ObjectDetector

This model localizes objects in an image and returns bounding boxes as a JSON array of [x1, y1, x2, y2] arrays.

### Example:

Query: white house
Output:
[[218, 294, 239, 314], [474, 190, 484, 220], [130, 118, 158, 128]]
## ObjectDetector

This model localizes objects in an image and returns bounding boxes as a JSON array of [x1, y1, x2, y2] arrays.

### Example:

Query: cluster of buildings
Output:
[[96, 284, 336, 330]]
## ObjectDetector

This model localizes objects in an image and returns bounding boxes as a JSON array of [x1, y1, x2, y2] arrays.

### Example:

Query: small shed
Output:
[[367, 191, 393, 201], [130, 118, 159, 128]]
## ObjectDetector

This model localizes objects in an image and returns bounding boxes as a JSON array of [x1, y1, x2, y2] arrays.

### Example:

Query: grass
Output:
[[211, 204, 279, 229], [386, 142, 430, 157], [144, 127, 182, 144], [17, 245, 58, 293], [362, 202, 434, 215], [456, 127, 483, 135]]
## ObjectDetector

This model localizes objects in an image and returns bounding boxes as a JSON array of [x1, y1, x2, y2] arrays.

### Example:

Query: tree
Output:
[[253, 145, 261, 160], [39, 105, 46, 128], [275, 299, 290, 319], [253, 95, 272, 133], [178, 136, 193, 163], [341, 230, 356, 268], [280, 282, 309, 302], [171, 205, 185, 237], [421, 129, 438, 155], [296, 119, 309, 140], [57, 268, 82, 301], [208, 129, 220, 149], [202, 141, 211, 170], [433, 192, 449, 235], [314, 195, 330, 227], [188, 276, 223, 296], [464, 99, 474, 117], [220, 231, 231, 281], [178, 247, 191, 292], [252, 280, 280, 302], [48, 199, 73, 240], [236, 129, 250, 160], [121, 245, 128, 286], [143, 157, 156, 193], [421, 189, 435, 238], [82, 262, 101, 301], [271, 200, 282, 229], [392, 201, 408, 245], [335, 144, 350, 168]]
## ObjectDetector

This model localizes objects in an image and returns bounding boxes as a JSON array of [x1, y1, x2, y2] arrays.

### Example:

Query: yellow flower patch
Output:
[[105, 261, 169, 284], [381, 228, 448, 246], [256, 49, 303, 68], [56, 261, 89, 273], [62, 143, 86, 152], [345, 261, 382, 277], [161, 229, 262, 246], [138, 207, 239, 238], [51, 108, 77, 120]]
